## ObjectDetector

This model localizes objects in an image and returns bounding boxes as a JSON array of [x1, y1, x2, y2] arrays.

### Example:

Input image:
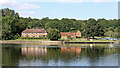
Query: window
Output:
[[36, 33, 37, 34], [42, 32, 44, 34], [78, 34, 79, 35], [35, 35, 37, 37], [39, 32, 40, 34], [31, 32, 33, 34], [25, 33, 26, 34]]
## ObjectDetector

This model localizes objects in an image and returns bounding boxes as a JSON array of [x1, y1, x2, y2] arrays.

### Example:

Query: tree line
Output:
[[1, 8, 120, 40]]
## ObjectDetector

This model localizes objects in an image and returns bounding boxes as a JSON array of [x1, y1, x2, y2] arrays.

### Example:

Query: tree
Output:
[[97, 18, 109, 28], [114, 26, 120, 38], [1, 8, 119, 40], [73, 20, 83, 31], [84, 18, 97, 38], [45, 20, 60, 30], [104, 27, 115, 38], [47, 29, 61, 40], [59, 18, 74, 32]]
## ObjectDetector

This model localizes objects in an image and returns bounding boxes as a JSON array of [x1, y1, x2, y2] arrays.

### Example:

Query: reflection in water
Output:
[[2, 44, 120, 66], [21, 46, 47, 57], [21, 46, 82, 57], [61, 47, 81, 56]]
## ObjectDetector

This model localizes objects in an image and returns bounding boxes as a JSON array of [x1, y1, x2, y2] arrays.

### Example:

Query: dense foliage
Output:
[[1, 8, 120, 40], [47, 29, 61, 40]]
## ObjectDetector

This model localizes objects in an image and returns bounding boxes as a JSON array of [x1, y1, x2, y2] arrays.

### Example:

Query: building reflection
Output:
[[90, 44, 95, 49], [61, 46, 81, 56], [21, 46, 47, 57], [21, 44, 96, 57]]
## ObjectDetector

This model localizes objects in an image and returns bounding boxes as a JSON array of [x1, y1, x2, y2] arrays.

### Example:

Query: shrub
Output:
[[60, 38, 67, 41], [47, 29, 61, 40], [20, 37, 47, 39]]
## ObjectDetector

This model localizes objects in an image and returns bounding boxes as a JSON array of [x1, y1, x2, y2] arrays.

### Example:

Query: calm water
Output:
[[1, 44, 120, 66]]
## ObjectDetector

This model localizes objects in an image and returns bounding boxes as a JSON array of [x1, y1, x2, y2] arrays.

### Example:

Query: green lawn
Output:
[[2, 37, 117, 42], [69, 38, 115, 42], [7, 39, 50, 41]]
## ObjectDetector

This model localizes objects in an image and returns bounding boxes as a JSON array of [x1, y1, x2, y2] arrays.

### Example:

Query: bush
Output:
[[60, 38, 67, 41], [67, 36, 71, 39], [47, 29, 61, 40], [20, 37, 47, 39], [14, 33, 20, 39], [76, 36, 81, 38]]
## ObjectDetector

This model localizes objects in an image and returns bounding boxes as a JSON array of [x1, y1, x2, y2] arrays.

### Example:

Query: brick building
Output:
[[21, 28, 47, 37], [60, 31, 81, 39]]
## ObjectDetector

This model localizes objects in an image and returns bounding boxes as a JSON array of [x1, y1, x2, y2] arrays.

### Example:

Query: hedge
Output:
[[20, 37, 47, 39]]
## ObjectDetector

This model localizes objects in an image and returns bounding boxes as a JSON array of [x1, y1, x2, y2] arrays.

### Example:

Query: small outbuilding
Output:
[[60, 31, 81, 39]]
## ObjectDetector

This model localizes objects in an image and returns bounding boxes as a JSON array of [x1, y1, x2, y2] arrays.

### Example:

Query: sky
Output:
[[0, 0, 119, 20]]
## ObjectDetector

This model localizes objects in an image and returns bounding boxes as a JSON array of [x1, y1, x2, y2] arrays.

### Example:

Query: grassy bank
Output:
[[69, 38, 115, 42], [2, 38, 115, 42], [1, 37, 119, 43], [5, 39, 50, 41]]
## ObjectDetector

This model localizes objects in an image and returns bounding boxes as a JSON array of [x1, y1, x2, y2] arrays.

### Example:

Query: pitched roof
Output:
[[22, 28, 47, 33], [60, 32, 75, 36]]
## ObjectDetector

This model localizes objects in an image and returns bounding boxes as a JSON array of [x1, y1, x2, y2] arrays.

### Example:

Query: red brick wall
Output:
[[76, 31, 81, 37]]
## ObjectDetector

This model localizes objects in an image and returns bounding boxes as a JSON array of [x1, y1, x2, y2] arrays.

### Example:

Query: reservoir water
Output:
[[1, 44, 120, 66]]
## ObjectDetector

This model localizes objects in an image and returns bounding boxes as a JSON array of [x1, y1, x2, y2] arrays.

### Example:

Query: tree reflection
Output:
[[2, 44, 120, 66], [2, 46, 22, 66]]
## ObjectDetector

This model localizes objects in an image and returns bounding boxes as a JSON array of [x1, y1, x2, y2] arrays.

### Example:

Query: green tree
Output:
[[47, 29, 61, 40], [73, 20, 83, 31], [97, 18, 109, 28], [104, 27, 115, 38], [114, 26, 120, 38], [84, 18, 98, 38], [1, 8, 119, 40]]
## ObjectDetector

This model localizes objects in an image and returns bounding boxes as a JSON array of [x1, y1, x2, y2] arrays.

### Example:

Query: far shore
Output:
[[0, 40, 65, 45], [0, 39, 119, 45]]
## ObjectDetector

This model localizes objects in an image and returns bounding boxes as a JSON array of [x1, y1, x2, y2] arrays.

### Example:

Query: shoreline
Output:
[[65, 41, 115, 44], [0, 40, 119, 45], [0, 40, 65, 45]]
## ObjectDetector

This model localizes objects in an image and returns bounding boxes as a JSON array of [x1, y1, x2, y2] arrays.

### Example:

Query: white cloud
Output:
[[18, 11, 37, 17], [16, 3, 40, 9], [0, 0, 119, 4], [93, 0, 119, 2], [0, 0, 40, 9], [8, 0, 119, 2], [57, 0, 83, 2]]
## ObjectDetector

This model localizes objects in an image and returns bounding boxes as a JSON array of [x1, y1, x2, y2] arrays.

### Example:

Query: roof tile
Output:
[[22, 28, 47, 33]]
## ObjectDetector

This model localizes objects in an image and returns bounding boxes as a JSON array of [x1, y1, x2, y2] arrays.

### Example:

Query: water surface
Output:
[[1, 44, 120, 66]]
